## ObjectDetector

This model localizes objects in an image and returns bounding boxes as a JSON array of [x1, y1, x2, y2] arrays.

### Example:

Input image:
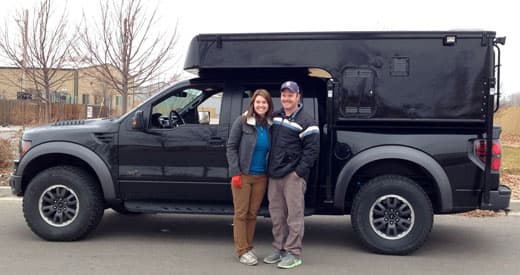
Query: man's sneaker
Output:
[[239, 251, 258, 266], [263, 250, 283, 264], [277, 253, 302, 269]]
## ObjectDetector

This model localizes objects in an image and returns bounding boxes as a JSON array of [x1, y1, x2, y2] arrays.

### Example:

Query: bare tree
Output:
[[0, 0, 75, 122], [502, 92, 520, 107], [76, 0, 179, 114]]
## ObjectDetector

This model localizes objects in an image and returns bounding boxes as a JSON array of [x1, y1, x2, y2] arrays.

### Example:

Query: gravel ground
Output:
[[503, 174, 520, 200]]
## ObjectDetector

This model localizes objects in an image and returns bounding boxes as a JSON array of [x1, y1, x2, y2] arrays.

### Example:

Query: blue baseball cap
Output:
[[280, 81, 300, 93]]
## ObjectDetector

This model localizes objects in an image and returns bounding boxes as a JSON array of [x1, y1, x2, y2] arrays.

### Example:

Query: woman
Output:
[[226, 89, 274, 266]]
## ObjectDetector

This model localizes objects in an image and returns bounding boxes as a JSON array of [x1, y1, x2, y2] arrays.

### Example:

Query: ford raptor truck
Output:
[[10, 31, 510, 254]]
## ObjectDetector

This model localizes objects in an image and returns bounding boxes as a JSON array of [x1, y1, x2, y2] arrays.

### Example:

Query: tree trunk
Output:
[[122, 92, 128, 114], [122, 70, 128, 114], [44, 86, 51, 123]]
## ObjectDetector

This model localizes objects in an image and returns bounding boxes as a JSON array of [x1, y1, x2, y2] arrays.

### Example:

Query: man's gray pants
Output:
[[268, 171, 306, 258]]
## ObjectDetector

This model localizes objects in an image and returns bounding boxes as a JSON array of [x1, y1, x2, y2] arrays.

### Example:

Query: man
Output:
[[263, 81, 320, 269]]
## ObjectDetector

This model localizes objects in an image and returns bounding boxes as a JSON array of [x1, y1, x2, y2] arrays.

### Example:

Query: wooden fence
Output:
[[0, 100, 110, 126]]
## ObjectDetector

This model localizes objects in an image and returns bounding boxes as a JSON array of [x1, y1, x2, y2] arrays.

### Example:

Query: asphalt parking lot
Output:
[[0, 197, 519, 275]]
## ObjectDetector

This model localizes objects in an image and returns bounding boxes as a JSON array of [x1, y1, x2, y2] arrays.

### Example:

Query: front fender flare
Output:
[[334, 145, 452, 213], [17, 142, 116, 201]]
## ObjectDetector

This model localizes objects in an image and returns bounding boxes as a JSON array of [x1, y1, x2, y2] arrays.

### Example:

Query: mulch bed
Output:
[[502, 134, 520, 147], [0, 167, 11, 186]]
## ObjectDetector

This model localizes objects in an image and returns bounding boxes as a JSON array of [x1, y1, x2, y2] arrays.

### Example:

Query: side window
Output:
[[242, 90, 253, 112], [150, 88, 203, 128], [197, 92, 223, 125]]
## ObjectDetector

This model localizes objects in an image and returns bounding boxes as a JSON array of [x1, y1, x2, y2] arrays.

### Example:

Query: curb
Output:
[[509, 199, 520, 213], [1, 186, 520, 213]]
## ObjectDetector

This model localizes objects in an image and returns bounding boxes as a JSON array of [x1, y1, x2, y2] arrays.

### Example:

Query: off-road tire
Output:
[[23, 166, 104, 241], [351, 175, 433, 255]]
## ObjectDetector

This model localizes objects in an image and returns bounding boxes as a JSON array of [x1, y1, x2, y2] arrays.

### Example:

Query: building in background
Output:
[[0, 65, 134, 115]]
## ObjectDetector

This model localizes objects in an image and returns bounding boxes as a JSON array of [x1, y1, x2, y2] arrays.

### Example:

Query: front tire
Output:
[[351, 175, 433, 255], [23, 166, 104, 241]]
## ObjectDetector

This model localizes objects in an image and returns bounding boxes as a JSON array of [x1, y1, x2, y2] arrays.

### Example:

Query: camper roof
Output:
[[184, 31, 495, 77]]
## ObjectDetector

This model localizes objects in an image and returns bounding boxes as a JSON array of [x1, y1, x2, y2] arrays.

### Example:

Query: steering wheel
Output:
[[169, 110, 185, 127]]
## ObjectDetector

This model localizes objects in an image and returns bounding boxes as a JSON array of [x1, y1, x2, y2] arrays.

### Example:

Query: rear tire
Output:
[[351, 175, 433, 255], [23, 166, 104, 241]]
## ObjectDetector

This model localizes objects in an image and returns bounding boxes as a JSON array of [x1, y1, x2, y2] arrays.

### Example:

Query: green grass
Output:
[[502, 146, 520, 174]]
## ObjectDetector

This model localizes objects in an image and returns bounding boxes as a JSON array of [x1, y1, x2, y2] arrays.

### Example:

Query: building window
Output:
[[82, 94, 89, 105], [51, 92, 69, 103], [17, 92, 32, 100]]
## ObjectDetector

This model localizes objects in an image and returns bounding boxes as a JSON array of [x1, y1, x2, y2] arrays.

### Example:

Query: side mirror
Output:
[[198, 111, 210, 125], [132, 110, 145, 130]]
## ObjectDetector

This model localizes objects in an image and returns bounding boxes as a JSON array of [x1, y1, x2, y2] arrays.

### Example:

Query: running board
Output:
[[123, 201, 314, 216]]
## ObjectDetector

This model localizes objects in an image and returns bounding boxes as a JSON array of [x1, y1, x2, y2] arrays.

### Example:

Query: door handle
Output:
[[208, 137, 225, 147]]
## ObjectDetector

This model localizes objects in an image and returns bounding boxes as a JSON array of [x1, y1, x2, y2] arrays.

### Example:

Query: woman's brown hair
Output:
[[243, 89, 273, 125]]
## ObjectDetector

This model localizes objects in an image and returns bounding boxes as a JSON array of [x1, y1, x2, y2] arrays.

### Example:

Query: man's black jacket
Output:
[[268, 105, 320, 182]]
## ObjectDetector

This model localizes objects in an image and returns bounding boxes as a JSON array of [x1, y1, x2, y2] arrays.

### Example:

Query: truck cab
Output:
[[119, 71, 324, 212]]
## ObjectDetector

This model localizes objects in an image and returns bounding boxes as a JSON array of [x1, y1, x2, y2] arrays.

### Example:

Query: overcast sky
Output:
[[1, 0, 518, 96]]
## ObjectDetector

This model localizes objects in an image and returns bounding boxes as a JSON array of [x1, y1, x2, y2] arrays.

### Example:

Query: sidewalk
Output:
[[1, 186, 519, 212], [0, 186, 14, 198]]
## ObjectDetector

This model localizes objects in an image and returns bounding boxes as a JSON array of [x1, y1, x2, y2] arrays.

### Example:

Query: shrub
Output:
[[0, 138, 14, 168]]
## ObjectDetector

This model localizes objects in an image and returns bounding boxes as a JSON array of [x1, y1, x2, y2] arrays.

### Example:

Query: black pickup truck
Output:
[[10, 31, 510, 255]]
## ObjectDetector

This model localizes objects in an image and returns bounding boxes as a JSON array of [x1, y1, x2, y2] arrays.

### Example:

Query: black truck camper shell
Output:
[[185, 31, 497, 123]]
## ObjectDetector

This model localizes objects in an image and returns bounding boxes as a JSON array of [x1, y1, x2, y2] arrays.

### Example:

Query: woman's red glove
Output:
[[231, 175, 242, 189]]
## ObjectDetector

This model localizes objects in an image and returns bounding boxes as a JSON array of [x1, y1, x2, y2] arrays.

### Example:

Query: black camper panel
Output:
[[185, 32, 495, 122]]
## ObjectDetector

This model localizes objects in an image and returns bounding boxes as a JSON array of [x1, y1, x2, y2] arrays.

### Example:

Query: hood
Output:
[[22, 118, 119, 145]]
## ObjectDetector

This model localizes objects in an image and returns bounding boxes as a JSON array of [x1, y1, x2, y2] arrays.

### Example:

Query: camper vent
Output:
[[344, 107, 373, 114], [391, 57, 409, 76], [345, 107, 358, 114], [359, 107, 372, 114]]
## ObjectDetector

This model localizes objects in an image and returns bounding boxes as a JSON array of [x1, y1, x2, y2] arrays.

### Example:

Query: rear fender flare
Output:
[[334, 145, 452, 213]]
